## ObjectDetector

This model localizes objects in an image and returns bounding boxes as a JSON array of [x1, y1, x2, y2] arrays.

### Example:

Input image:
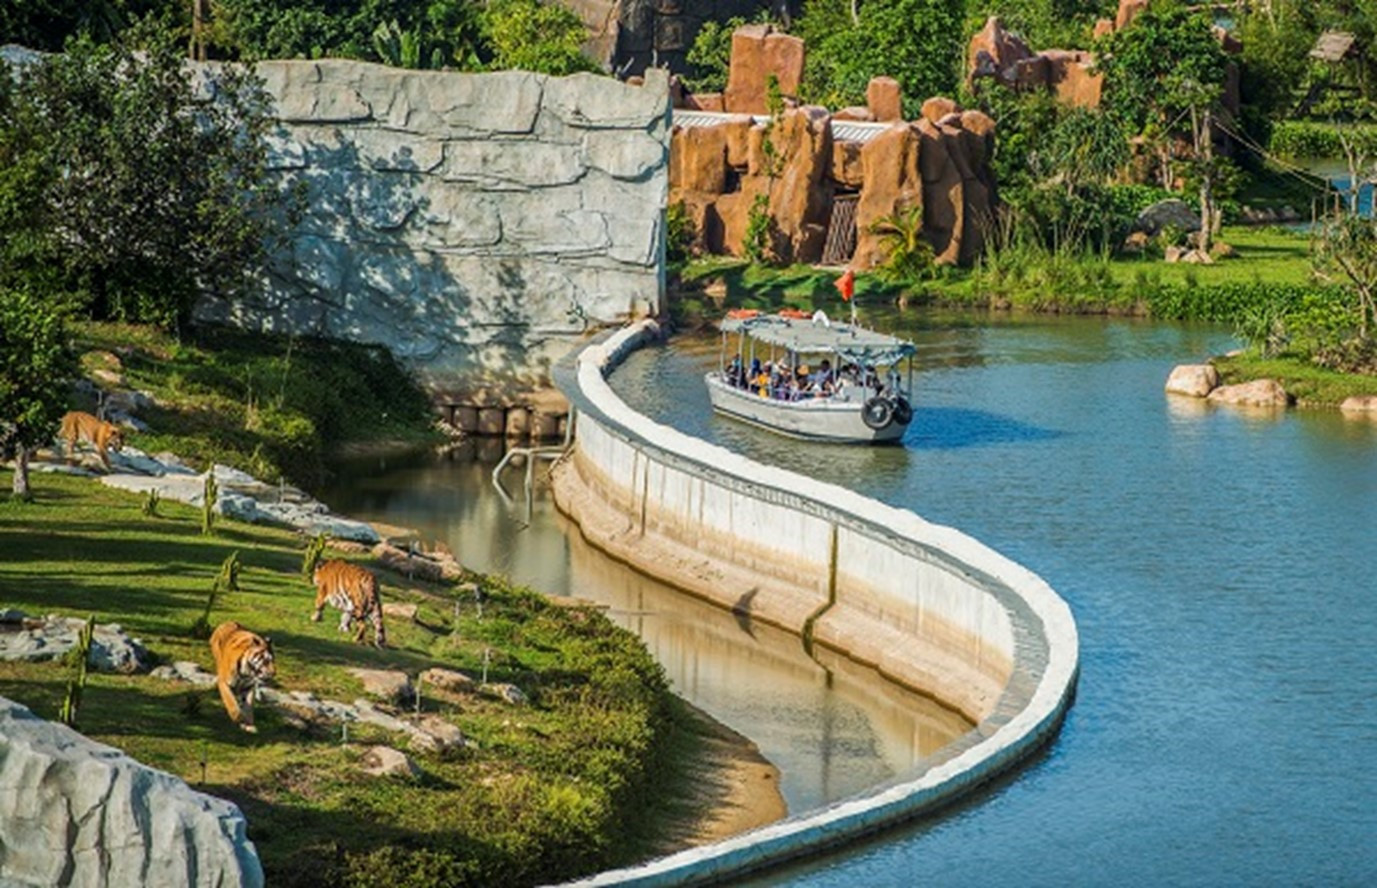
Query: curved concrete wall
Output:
[[550, 320, 1079, 885]]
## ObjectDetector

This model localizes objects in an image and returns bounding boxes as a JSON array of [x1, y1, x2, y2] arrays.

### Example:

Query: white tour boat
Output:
[[707, 310, 916, 443]]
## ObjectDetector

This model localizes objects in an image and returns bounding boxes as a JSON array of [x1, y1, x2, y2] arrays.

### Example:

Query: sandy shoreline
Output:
[[642, 702, 788, 857]]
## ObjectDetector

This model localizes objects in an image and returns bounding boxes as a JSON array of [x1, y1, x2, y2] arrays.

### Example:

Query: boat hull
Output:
[[705, 374, 909, 443]]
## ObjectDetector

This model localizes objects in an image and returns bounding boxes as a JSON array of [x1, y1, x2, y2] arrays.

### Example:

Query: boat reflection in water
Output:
[[319, 445, 972, 813]]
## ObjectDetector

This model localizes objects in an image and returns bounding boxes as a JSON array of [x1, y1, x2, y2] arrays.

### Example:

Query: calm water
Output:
[[611, 311, 1377, 885], [318, 447, 972, 814]]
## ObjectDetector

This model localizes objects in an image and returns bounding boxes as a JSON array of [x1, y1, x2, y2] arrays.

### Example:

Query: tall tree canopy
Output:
[[796, 0, 964, 118], [0, 29, 286, 328], [0, 287, 76, 501]]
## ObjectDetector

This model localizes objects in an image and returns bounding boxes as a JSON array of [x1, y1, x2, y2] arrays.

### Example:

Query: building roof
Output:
[[673, 109, 896, 145], [720, 314, 916, 365]]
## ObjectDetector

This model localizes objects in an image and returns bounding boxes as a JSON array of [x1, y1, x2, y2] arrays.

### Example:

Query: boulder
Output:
[[866, 77, 903, 122], [920, 97, 960, 125], [485, 682, 530, 706], [1135, 199, 1201, 236], [347, 668, 414, 704], [1116, 0, 1149, 30], [854, 124, 923, 271], [723, 25, 805, 114], [831, 140, 865, 188], [407, 714, 466, 755], [149, 661, 219, 687], [1122, 231, 1150, 252], [1211, 241, 1236, 259], [1339, 395, 1377, 415], [722, 117, 754, 169], [0, 696, 264, 887], [682, 92, 725, 112], [916, 119, 968, 265], [381, 601, 419, 622], [1093, 18, 1115, 38], [420, 667, 477, 693], [372, 542, 447, 582], [833, 105, 875, 122], [765, 106, 834, 264], [1042, 50, 1103, 108], [1179, 248, 1214, 265], [1165, 364, 1220, 398], [1207, 379, 1291, 408], [1164, 245, 1185, 263], [0, 614, 151, 674], [90, 368, 127, 388], [359, 745, 421, 779], [967, 16, 1036, 91], [669, 125, 727, 194]]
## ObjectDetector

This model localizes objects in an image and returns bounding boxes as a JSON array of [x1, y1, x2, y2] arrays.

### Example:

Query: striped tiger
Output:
[[311, 559, 387, 648], [59, 411, 124, 469], [209, 620, 276, 733]]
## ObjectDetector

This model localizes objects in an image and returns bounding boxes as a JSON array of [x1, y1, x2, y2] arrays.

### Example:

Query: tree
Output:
[[0, 27, 287, 329], [1095, 1, 1227, 191], [684, 17, 748, 94], [0, 288, 76, 502], [1315, 213, 1377, 343], [796, 0, 963, 118], [479, 0, 599, 75]]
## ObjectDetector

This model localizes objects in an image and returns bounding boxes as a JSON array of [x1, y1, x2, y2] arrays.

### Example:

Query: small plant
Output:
[[141, 487, 160, 518], [744, 193, 774, 266], [201, 469, 217, 536], [870, 205, 935, 284], [58, 615, 96, 728], [301, 532, 330, 580], [665, 201, 694, 264], [191, 550, 240, 638]]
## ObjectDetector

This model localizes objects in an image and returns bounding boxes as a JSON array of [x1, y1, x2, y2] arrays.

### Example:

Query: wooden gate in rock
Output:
[[821, 194, 859, 266]]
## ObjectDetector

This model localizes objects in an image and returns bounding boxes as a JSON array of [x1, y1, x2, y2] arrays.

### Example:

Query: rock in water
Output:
[[1165, 364, 1220, 398], [1207, 379, 1291, 408], [0, 695, 263, 887]]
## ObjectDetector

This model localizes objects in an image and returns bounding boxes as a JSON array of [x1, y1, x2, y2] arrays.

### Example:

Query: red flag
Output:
[[835, 269, 855, 302]]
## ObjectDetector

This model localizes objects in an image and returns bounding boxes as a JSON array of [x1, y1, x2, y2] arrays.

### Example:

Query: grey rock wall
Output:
[[0, 696, 263, 887], [198, 61, 671, 401]]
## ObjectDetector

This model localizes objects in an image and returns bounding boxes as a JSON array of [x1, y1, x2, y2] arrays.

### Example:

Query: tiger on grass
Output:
[[311, 559, 387, 648], [58, 411, 124, 469], [209, 620, 276, 733]]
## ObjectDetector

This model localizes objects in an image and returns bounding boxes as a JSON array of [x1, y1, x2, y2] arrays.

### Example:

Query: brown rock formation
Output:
[[765, 106, 834, 264], [1042, 50, 1103, 108], [1115, 0, 1149, 30], [866, 77, 903, 122], [724, 24, 805, 114], [853, 124, 923, 270], [921, 96, 961, 124], [966, 16, 1102, 109], [669, 125, 727, 193], [831, 140, 864, 188]]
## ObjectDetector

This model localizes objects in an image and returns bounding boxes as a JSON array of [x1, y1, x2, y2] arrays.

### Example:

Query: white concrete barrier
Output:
[[550, 320, 1079, 885]]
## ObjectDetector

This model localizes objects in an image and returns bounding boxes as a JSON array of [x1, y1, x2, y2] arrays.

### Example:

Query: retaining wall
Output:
[[549, 320, 1079, 884], [194, 59, 670, 403]]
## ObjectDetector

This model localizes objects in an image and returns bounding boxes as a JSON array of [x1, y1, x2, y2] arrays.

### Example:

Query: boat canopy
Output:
[[719, 314, 916, 366]]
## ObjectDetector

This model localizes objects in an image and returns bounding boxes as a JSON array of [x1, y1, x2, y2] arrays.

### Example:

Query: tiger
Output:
[[311, 559, 387, 648], [59, 411, 124, 469], [209, 620, 276, 733]]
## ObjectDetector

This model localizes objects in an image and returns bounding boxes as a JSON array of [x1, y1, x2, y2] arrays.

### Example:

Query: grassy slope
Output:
[[72, 322, 440, 487], [0, 471, 693, 887]]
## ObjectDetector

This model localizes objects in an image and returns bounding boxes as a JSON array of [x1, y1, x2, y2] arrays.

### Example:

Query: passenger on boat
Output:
[[755, 363, 772, 398], [813, 359, 835, 395], [795, 364, 812, 400], [726, 354, 746, 388]]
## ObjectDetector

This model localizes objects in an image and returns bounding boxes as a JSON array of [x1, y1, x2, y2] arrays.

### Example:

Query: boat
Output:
[[707, 311, 916, 443]]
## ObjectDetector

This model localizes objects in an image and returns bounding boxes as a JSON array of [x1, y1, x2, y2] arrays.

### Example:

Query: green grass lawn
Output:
[[0, 471, 694, 887], [1214, 353, 1377, 406], [72, 322, 441, 487]]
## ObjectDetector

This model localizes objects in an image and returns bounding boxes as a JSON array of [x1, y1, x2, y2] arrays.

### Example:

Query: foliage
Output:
[[796, 0, 963, 118], [744, 194, 774, 266], [665, 202, 694, 265], [58, 615, 96, 728], [372, 19, 442, 70], [74, 322, 437, 486], [201, 470, 218, 536], [1095, 1, 1226, 187], [480, 0, 599, 76], [142, 488, 161, 517], [684, 17, 747, 94], [870, 206, 935, 284], [1313, 211, 1377, 342], [1236, 3, 1314, 139], [302, 532, 330, 579], [1270, 122, 1377, 161], [0, 287, 77, 501], [0, 29, 287, 329], [962, 0, 1111, 51]]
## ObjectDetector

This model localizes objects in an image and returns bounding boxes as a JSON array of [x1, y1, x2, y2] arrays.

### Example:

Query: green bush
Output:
[[1269, 122, 1377, 160]]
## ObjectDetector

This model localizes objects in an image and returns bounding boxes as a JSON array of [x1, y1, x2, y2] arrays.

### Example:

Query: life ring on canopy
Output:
[[726, 308, 759, 319], [891, 396, 913, 425], [778, 308, 811, 319], [862, 397, 893, 430]]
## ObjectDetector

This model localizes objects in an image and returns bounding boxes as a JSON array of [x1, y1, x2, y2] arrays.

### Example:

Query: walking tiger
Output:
[[59, 411, 124, 469], [209, 621, 276, 733], [311, 559, 387, 648]]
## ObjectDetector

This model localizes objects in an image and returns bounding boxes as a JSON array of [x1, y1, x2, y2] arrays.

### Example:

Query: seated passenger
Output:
[[814, 359, 836, 396], [726, 354, 745, 388]]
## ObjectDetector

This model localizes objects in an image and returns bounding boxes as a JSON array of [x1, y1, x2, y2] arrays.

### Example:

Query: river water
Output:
[[326, 309, 1377, 884]]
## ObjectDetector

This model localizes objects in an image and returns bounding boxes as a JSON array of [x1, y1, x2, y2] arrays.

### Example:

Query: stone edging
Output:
[[548, 320, 1080, 886]]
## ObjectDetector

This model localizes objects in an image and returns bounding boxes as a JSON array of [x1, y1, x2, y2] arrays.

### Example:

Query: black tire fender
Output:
[[862, 397, 893, 430], [892, 395, 913, 425]]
